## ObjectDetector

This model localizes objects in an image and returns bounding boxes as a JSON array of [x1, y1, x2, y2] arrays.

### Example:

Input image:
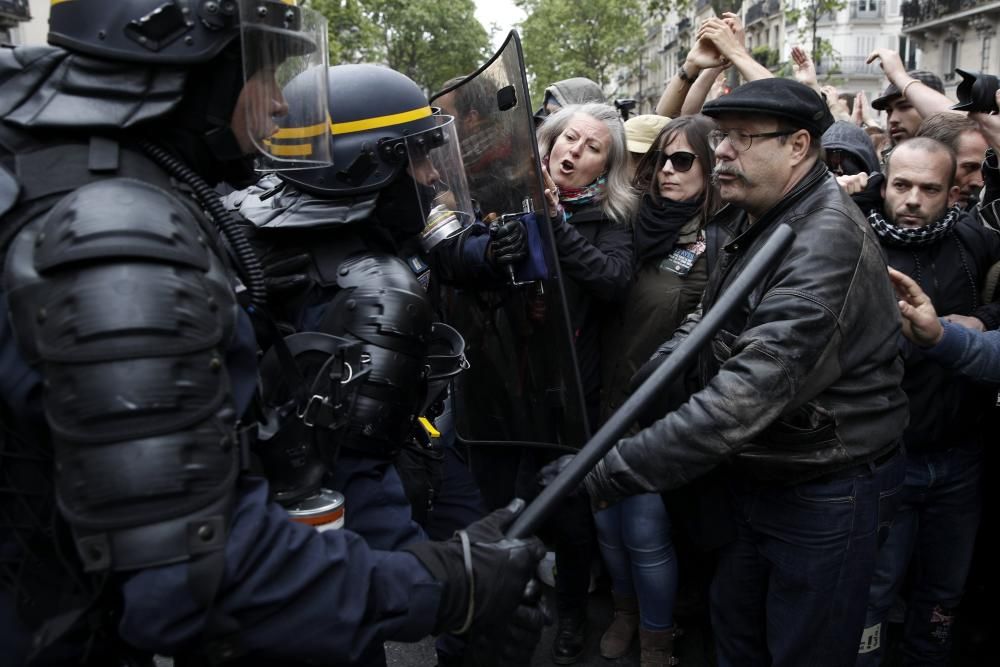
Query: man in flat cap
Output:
[[582, 78, 909, 666]]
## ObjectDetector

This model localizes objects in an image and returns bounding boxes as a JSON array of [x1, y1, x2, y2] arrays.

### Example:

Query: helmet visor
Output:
[[240, 0, 331, 170], [403, 115, 475, 251]]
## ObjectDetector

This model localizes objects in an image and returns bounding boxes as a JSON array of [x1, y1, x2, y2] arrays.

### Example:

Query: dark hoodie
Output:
[[544, 77, 605, 107], [821, 120, 879, 175], [535, 77, 606, 121]]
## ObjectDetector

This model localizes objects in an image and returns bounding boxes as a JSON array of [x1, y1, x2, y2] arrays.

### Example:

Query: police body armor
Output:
[[226, 177, 466, 512], [225, 64, 470, 511], [1, 85, 243, 666], [0, 2, 329, 661]]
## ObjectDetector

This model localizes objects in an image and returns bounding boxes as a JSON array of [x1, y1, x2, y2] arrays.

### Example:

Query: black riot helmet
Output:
[[48, 0, 315, 65], [48, 0, 331, 168], [279, 64, 475, 248], [280, 64, 437, 196]]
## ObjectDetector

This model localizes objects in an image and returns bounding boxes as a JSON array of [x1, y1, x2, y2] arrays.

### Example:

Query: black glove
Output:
[[486, 219, 527, 267], [404, 498, 546, 636], [536, 454, 575, 490], [462, 578, 552, 666], [260, 250, 312, 295]]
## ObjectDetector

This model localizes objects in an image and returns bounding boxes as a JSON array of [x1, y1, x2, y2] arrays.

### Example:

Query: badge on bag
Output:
[[659, 247, 698, 276]]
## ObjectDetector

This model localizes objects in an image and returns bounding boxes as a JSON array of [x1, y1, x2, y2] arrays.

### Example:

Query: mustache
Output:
[[711, 165, 753, 186]]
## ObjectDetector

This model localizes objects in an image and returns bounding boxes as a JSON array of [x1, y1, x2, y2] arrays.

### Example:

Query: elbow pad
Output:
[[4, 178, 241, 572]]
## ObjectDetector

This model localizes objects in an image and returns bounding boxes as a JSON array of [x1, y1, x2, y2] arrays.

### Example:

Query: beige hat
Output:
[[624, 114, 671, 154]]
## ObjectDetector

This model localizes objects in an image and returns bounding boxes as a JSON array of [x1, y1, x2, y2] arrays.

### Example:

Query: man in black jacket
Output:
[[583, 78, 909, 666], [852, 137, 997, 667]]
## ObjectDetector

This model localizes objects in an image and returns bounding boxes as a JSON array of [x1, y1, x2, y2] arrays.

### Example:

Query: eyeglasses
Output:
[[708, 129, 795, 152], [660, 151, 697, 173]]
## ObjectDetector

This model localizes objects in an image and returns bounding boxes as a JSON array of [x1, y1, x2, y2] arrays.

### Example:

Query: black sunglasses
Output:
[[660, 150, 697, 173]]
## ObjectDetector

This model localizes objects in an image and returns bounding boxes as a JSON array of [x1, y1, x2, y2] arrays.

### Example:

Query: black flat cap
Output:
[[702, 78, 834, 137]]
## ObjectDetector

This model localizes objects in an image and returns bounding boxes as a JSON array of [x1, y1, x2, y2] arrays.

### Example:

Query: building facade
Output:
[[1, 0, 31, 43], [3, 0, 47, 45], [903, 0, 1000, 96]]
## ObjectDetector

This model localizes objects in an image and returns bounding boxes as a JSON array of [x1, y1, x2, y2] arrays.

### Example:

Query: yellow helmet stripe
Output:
[[51, 0, 73, 6], [271, 119, 330, 140], [263, 141, 314, 157], [330, 106, 433, 136]]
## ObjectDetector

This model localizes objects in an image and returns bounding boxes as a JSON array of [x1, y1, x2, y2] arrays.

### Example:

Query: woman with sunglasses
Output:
[[596, 113, 721, 667]]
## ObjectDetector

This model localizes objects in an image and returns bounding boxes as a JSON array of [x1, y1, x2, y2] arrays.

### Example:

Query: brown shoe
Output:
[[639, 626, 680, 667], [599, 593, 639, 659]]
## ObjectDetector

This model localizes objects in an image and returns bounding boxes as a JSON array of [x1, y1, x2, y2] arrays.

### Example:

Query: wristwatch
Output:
[[678, 65, 697, 83]]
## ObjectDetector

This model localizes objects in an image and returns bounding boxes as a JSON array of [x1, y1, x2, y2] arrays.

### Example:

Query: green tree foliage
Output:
[[784, 0, 846, 68], [310, 0, 490, 93], [516, 0, 646, 104], [309, 0, 381, 64]]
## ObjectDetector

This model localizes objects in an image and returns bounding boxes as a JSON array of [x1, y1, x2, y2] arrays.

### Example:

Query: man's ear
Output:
[[948, 184, 961, 207], [788, 129, 812, 166]]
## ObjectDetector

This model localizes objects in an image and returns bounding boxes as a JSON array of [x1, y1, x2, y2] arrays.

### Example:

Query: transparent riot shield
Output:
[[431, 31, 589, 452]]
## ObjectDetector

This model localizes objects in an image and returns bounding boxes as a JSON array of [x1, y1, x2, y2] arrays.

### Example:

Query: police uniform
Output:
[[224, 65, 495, 665], [0, 4, 542, 666]]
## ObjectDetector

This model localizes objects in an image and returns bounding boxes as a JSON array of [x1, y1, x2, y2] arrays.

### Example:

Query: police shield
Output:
[[431, 31, 589, 453]]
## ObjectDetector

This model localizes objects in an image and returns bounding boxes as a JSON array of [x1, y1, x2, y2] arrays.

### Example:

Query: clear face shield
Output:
[[239, 0, 331, 170], [402, 115, 475, 251]]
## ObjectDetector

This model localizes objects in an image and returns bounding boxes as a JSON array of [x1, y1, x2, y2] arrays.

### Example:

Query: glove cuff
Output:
[[403, 540, 470, 634], [455, 530, 475, 634]]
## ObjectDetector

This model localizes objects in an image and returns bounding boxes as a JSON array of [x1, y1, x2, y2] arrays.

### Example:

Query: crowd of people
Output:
[[0, 3, 995, 667]]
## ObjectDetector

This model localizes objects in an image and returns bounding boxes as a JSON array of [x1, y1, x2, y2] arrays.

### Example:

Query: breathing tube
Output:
[[139, 140, 268, 309]]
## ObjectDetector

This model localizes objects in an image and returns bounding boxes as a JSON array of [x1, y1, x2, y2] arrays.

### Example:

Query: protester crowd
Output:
[[0, 3, 995, 667]]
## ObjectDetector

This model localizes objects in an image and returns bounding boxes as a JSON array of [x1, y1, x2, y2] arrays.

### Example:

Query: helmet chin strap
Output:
[[158, 42, 255, 187]]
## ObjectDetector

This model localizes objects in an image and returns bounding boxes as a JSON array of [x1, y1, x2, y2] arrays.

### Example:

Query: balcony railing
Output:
[[747, 1, 766, 25], [902, 0, 991, 28], [816, 55, 885, 75]]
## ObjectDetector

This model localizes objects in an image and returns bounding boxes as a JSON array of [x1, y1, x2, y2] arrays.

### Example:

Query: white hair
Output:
[[536, 103, 636, 226]]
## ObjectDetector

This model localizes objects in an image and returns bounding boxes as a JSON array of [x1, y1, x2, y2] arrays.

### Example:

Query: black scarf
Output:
[[634, 193, 702, 264], [867, 206, 962, 247]]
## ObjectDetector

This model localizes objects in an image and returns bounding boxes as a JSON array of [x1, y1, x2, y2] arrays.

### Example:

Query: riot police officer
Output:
[[0, 2, 544, 665], [226, 64, 514, 665], [226, 64, 525, 545]]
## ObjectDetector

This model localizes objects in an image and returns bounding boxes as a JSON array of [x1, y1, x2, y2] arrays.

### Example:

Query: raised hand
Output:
[[791, 45, 818, 89], [888, 267, 944, 347], [866, 48, 907, 81]]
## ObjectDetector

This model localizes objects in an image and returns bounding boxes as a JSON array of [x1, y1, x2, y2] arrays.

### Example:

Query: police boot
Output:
[[551, 611, 586, 665], [639, 626, 680, 667], [599, 592, 639, 658]]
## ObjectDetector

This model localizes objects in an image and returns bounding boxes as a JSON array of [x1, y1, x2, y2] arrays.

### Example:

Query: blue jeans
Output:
[[857, 446, 983, 667], [711, 450, 905, 667], [595, 493, 678, 630]]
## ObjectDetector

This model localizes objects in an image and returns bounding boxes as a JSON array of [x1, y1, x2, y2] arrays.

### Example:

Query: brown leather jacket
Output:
[[586, 162, 908, 500]]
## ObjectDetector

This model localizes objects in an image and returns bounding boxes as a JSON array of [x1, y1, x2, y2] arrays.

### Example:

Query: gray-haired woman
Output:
[[535, 103, 636, 665]]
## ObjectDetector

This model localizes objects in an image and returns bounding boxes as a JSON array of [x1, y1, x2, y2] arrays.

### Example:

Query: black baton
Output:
[[507, 223, 797, 539]]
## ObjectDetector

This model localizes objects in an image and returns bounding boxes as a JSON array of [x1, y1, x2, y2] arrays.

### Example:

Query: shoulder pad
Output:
[[35, 178, 210, 273], [0, 164, 19, 219], [335, 252, 425, 294]]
